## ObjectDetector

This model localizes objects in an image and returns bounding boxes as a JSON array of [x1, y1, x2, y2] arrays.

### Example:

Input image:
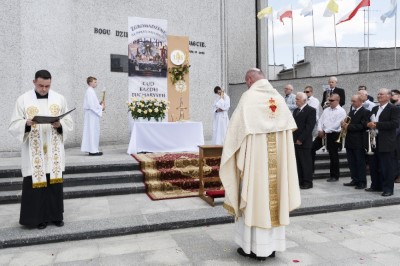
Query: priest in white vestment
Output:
[[8, 70, 73, 229], [81, 76, 105, 156], [219, 68, 301, 261], [212, 86, 230, 145]]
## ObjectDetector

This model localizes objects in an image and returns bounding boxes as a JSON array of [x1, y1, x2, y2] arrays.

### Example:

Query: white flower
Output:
[[137, 109, 142, 113], [149, 109, 153, 113], [154, 108, 159, 113], [143, 110, 148, 114]]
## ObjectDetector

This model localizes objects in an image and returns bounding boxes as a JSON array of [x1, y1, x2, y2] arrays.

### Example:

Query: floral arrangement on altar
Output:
[[127, 97, 169, 121], [168, 63, 190, 85]]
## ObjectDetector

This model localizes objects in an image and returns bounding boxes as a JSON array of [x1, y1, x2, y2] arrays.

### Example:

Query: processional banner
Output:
[[128, 17, 168, 114]]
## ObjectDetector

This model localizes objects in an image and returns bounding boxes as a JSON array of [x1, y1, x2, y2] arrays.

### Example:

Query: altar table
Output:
[[127, 121, 204, 154]]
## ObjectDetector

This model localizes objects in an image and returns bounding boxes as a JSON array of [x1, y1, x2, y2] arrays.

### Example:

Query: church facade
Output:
[[0, 0, 267, 152]]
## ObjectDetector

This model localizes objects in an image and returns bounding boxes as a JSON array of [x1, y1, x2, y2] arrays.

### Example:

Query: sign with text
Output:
[[128, 17, 168, 104]]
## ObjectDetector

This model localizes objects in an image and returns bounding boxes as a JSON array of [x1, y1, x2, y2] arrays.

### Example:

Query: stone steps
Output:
[[0, 170, 143, 191], [0, 183, 146, 204], [0, 153, 350, 204], [0, 161, 144, 204]]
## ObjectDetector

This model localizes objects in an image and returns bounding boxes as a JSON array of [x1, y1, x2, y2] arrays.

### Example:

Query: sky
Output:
[[265, 0, 398, 68]]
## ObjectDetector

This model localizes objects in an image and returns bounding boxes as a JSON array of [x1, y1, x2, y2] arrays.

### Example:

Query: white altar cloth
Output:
[[127, 121, 204, 154]]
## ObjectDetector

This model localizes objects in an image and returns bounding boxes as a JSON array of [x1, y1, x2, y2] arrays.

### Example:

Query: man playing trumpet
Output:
[[342, 95, 370, 189], [365, 88, 399, 197], [312, 94, 346, 182]]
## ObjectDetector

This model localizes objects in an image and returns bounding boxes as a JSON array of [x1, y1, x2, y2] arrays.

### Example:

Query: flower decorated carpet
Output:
[[132, 153, 223, 200]]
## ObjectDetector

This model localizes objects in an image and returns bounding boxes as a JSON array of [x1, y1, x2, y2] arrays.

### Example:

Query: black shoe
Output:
[[253, 251, 274, 261], [365, 187, 382, 192], [355, 183, 367, 189], [326, 177, 339, 182], [268, 251, 276, 258], [53, 221, 64, 227], [381, 192, 393, 197], [89, 152, 103, 156], [37, 223, 47, 229], [343, 180, 357, 186], [300, 184, 313, 189], [255, 255, 267, 261], [237, 248, 251, 258]]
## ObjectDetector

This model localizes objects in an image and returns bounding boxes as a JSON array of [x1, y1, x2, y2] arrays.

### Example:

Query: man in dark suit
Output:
[[321, 76, 345, 108], [390, 89, 400, 183], [365, 88, 399, 196], [293, 92, 316, 189], [342, 95, 370, 189]]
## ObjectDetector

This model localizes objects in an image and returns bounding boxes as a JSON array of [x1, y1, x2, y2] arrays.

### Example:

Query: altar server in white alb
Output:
[[81, 76, 105, 156], [220, 68, 301, 261], [212, 86, 230, 145], [9, 70, 73, 229]]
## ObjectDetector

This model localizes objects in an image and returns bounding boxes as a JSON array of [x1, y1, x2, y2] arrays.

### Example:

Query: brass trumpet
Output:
[[336, 116, 351, 147], [366, 129, 376, 155], [321, 134, 327, 152]]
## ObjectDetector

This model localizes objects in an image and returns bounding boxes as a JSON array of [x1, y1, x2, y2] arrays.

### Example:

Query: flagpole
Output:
[[271, 14, 277, 77], [291, 5, 295, 78], [311, 0, 316, 46], [367, 6, 370, 72], [334, 14, 339, 74], [395, 9, 397, 68]]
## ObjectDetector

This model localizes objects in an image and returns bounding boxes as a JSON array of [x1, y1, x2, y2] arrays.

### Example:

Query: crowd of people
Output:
[[7, 68, 400, 261], [218, 70, 400, 261], [285, 77, 400, 197]]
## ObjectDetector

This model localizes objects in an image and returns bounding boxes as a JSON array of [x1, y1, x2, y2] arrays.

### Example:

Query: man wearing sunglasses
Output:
[[312, 94, 346, 182]]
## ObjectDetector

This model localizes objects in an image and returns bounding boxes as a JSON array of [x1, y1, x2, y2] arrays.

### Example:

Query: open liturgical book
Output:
[[32, 108, 76, 124]]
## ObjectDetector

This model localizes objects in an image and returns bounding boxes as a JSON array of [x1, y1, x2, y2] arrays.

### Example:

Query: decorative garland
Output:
[[168, 63, 190, 85]]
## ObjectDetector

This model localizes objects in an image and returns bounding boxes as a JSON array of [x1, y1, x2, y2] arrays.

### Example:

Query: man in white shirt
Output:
[[311, 94, 346, 182], [304, 86, 320, 120], [283, 84, 296, 113], [358, 90, 375, 111], [81, 76, 105, 156], [212, 86, 230, 145], [304, 86, 320, 137]]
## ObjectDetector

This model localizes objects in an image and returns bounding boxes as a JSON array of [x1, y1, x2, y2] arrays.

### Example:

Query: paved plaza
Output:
[[1, 144, 400, 265], [0, 205, 400, 265]]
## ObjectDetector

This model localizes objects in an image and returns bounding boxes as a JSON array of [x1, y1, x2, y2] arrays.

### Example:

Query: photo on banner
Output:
[[128, 17, 168, 124]]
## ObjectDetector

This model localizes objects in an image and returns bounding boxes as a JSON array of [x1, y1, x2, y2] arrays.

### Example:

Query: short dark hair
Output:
[[358, 85, 367, 91], [35, 70, 51, 80], [304, 85, 313, 92], [391, 89, 400, 95], [214, 86, 222, 94], [87, 76, 97, 85]]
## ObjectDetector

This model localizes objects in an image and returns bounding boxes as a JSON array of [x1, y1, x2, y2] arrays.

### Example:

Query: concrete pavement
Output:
[[1, 205, 400, 265]]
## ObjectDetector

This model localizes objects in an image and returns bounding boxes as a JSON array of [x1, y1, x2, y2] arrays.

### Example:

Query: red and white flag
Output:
[[277, 7, 292, 25], [337, 0, 370, 25]]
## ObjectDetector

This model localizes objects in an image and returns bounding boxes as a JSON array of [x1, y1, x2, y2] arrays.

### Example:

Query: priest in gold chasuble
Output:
[[8, 70, 73, 229], [219, 68, 301, 260]]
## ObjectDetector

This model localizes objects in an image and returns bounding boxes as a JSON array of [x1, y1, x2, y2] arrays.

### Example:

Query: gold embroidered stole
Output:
[[267, 133, 280, 227], [24, 90, 63, 188]]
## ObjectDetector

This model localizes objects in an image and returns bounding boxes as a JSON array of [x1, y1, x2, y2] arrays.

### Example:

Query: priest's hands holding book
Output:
[[26, 119, 61, 128], [51, 120, 61, 129], [26, 119, 36, 127]]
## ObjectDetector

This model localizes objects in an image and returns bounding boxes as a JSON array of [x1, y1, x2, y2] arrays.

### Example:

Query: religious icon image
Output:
[[128, 38, 168, 77]]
